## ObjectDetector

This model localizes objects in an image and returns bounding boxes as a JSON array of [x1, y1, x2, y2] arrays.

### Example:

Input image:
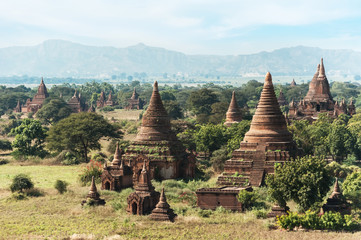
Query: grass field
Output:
[[1, 163, 361, 239]]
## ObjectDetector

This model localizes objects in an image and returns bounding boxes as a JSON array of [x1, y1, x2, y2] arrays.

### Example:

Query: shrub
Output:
[[54, 180, 68, 194], [197, 209, 213, 218], [100, 106, 115, 112], [0, 139, 12, 151], [343, 171, 361, 195], [10, 174, 34, 193], [252, 209, 268, 219], [237, 189, 258, 210], [0, 159, 9, 165], [79, 160, 103, 186], [91, 152, 107, 164], [277, 211, 360, 231], [55, 150, 80, 165], [25, 188, 44, 197]]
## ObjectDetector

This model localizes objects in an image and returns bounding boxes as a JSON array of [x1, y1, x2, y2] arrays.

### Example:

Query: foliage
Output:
[[0, 139, 12, 151], [326, 162, 356, 179], [100, 106, 115, 112], [210, 147, 228, 172], [78, 160, 103, 186], [163, 100, 183, 120], [36, 98, 72, 124], [10, 174, 34, 193], [342, 171, 361, 196], [55, 150, 80, 165], [54, 180, 68, 194], [266, 156, 332, 211], [10, 118, 48, 157], [187, 88, 218, 117], [224, 120, 251, 155], [237, 190, 258, 210], [47, 112, 121, 162], [277, 211, 359, 231], [194, 123, 226, 157]]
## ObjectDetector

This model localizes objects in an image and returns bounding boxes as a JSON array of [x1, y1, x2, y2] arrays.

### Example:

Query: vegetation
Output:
[[36, 97, 72, 124], [10, 173, 34, 193], [54, 179, 68, 194], [266, 156, 332, 211], [47, 112, 121, 162]]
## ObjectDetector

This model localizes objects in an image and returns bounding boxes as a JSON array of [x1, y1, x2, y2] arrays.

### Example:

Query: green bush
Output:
[[100, 106, 115, 112], [277, 211, 360, 231], [24, 188, 44, 197], [55, 150, 80, 165], [197, 209, 213, 218], [343, 171, 361, 195], [10, 174, 34, 193], [252, 209, 268, 219], [54, 180, 68, 194], [0, 159, 9, 165], [237, 189, 258, 210], [78, 160, 103, 186]]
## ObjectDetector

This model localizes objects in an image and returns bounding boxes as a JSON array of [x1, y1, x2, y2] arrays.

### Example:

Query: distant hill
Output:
[[0, 39, 360, 77]]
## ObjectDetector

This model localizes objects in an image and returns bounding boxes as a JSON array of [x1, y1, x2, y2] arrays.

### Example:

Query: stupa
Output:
[[149, 188, 177, 222], [126, 161, 160, 215], [67, 90, 84, 113], [81, 176, 106, 206], [126, 88, 144, 110], [321, 178, 351, 215], [101, 142, 133, 191], [123, 81, 195, 182], [106, 91, 116, 106], [217, 72, 299, 187], [96, 91, 106, 108], [290, 79, 297, 87], [224, 91, 243, 127], [289, 59, 355, 120], [14, 100, 22, 113], [277, 89, 287, 106]]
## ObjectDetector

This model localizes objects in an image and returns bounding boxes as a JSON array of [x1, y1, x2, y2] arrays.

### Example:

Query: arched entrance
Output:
[[316, 104, 320, 112], [104, 181, 110, 190], [131, 202, 138, 215]]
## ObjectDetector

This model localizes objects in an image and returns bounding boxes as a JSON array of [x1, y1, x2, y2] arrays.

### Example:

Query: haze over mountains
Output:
[[0, 40, 360, 78]]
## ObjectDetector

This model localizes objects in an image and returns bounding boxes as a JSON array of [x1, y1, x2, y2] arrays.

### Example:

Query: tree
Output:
[[10, 174, 34, 193], [163, 100, 183, 120], [36, 98, 72, 124], [10, 119, 47, 157], [46, 113, 121, 162], [225, 120, 251, 155], [266, 156, 332, 211], [187, 88, 218, 116], [209, 102, 229, 124], [194, 123, 226, 159]]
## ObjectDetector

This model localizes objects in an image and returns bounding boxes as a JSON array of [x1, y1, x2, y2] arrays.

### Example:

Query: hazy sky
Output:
[[1, 0, 361, 55]]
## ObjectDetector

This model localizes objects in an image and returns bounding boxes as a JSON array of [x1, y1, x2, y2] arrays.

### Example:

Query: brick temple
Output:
[[126, 88, 144, 110], [224, 91, 243, 127], [97, 91, 116, 108], [17, 78, 49, 113], [67, 90, 84, 113], [123, 81, 195, 182], [217, 72, 299, 187], [288, 58, 355, 120]]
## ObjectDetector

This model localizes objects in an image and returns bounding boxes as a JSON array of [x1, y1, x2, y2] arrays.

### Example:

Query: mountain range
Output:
[[0, 40, 360, 77]]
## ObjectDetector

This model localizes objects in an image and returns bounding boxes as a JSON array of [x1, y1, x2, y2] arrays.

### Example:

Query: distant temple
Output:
[[67, 90, 84, 113], [97, 91, 117, 108], [224, 91, 243, 127], [123, 81, 195, 183], [288, 58, 355, 120], [217, 72, 299, 187], [277, 89, 287, 106], [126, 88, 144, 110], [17, 78, 49, 113], [290, 79, 297, 87]]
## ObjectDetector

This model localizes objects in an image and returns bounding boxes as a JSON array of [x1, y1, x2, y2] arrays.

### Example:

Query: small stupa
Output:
[[277, 89, 287, 106], [224, 91, 243, 127], [126, 161, 160, 215], [150, 188, 177, 222], [97, 91, 106, 108], [321, 178, 351, 215], [218, 72, 298, 187], [82, 176, 105, 206], [290, 79, 297, 87]]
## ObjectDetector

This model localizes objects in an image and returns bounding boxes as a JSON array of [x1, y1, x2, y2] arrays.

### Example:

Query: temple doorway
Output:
[[131, 202, 137, 215], [104, 182, 110, 190], [316, 104, 320, 112]]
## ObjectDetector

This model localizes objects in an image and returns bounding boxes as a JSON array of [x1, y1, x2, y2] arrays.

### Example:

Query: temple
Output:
[[288, 59, 355, 120], [123, 81, 195, 182], [126, 161, 160, 215], [101, 143, 133, 191], [290, 79, 297, 87], [67, 90, 84, 113], [106, 91, 116, 106], [277, 89, 287, 106], [20, 78, 49, 113], [321, 178, 351, 215], [81, 176, 106, 206], [126, 88, 144, 110], [224, 91, 243, 127], [97, 91, 116, 108], [217, 72, 299, 187], [149, 188, 177, 222]]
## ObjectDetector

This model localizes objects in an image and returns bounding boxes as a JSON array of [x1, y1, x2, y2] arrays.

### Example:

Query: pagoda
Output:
[[217, 72, 299, 187], [321, 178, 351, 215], [14, 100, 22, 113], [21, 78, 49, 113], [277, 89, 287, 106], [224, 91, 243, 127], [81, 176, 106, 206], [126, 88, 144, 110], [150, 188, 177, 222], [290, 79, 297, 87], [101, 143, 133, 191], [67, 90, 83, 113], [96, 91, 106, 108], [106, 91, 116, 106], [123, 81, 195, 182], [126, 161, 160, 215], [289, 59, 355, 120]]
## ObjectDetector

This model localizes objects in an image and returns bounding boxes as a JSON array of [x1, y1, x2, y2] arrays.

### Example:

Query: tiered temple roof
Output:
[[224, 91, 243, 127], [218, 72, 298, 186], [126, 88, 144, 110], [20, 78, 49, 113], [67, 90, 83, 113], [123, 81, 195, 181], [321, 178, 351, 215]]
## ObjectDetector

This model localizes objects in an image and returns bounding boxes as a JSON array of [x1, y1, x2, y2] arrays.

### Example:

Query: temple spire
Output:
[[224, 91, 242, 126], [318, 58, 325, 77], [135, 161, 154, 192], [87, 176, 100, 200], [149, 188, 177, 221], [112, 142, 122, 166]]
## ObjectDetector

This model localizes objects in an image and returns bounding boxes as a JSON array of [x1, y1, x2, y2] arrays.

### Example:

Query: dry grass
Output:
[[1, 164, 361, 239]]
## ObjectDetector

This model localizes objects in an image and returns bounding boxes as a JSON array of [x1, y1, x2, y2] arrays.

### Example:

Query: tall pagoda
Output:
[[21, 78, 49, 113], [224, 91, 243, 127], [218, 72, 299, 187], [123, 81, 195, 182]]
